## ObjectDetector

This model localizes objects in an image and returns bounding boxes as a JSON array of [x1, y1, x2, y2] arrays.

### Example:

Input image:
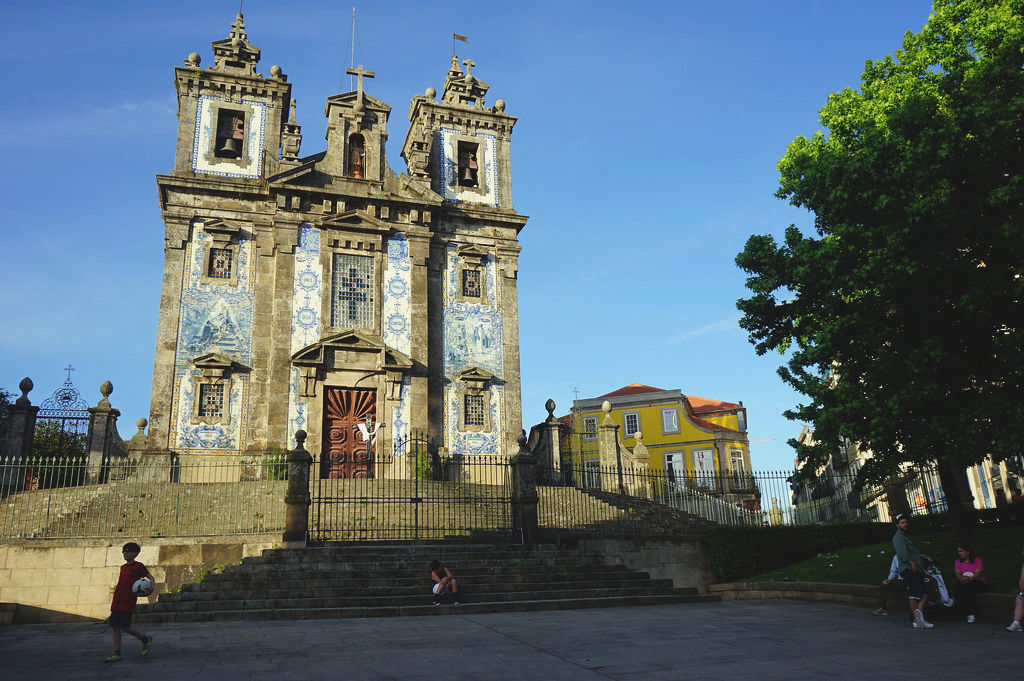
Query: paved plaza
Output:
[[1, 600, 1018, 680]]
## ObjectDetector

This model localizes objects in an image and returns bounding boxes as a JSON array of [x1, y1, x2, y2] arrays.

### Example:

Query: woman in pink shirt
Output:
[[954, 541, 986, 623]]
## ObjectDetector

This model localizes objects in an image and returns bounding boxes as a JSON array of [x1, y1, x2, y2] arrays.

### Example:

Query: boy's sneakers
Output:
[[104, 654, 122, 663], [966, 615, 975, 624], [432, 600, 441, 606], [943, 598, 954, 607], [912, 609, 933, 629], [1007, 621, 1022, 632], [141, 636, 153, 656], [870, 607, 888, 616]]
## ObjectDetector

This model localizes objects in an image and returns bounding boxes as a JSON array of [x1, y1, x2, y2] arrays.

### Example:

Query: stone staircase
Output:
[[136, 543, 718, 623]]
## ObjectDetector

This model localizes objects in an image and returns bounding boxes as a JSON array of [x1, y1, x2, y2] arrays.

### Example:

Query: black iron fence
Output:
[[0, 453, 287, 539], [308, 431, 513, 542], [536, 459, 947, 530]]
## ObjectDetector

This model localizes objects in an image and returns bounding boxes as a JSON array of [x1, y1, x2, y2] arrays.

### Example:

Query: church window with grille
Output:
[[208, 248, 233, 279], [464, 394, 485, 427], [462, 269, 482, 298], [331, 253, 374, 329], [198, 383, 225, 418]]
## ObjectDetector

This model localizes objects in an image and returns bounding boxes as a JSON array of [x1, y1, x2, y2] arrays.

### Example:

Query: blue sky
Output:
[[0, 0, 935, 470]]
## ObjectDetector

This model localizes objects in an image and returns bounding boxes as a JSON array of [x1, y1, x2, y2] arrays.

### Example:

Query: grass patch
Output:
[[744, 525, 1023, 593]]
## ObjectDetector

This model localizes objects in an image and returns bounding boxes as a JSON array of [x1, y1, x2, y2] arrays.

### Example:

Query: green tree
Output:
[[736, 0, 1024, 535]]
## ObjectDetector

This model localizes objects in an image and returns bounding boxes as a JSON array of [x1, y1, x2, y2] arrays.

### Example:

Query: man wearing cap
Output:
[[893, 514, 933, 629]]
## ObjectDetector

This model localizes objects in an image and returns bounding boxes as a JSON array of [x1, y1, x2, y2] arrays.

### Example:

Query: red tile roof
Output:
[[687, 395, 740, 413], [598, 383, 668, 399], [557, 414, 574, 427]]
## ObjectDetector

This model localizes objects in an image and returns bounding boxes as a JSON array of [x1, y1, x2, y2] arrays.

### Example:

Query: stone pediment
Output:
[[266, 156, 321, 185], [291, 331, 413, 372], [324, 91, 392, 114], [456, 366, 496, 389], [198, 218, 242, 236], [457, 244, 490, 265], [319, 210, 391, 234], [191, 352, 238, 377]]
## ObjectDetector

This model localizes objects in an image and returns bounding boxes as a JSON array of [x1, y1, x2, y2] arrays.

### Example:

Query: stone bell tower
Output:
[[148, 12, 528, 470]]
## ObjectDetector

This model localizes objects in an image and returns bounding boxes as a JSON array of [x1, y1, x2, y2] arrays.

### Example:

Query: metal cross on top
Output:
[[345, 64, 375, 100], [64, 364, 75, 382], [462, 58, 475, 77]]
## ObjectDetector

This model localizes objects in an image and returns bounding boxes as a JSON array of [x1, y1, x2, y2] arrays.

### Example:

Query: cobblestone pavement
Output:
[[1, 600, 1018, 680]]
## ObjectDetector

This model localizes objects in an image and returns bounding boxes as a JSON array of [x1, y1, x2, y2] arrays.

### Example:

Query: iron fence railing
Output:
[[0, 453, 287, 539], [538, 460, 929, 529], [309, 439, 513, 542]]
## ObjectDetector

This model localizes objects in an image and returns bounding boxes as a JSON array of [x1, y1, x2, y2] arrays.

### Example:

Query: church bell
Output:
[[218, 137, 242, 158]]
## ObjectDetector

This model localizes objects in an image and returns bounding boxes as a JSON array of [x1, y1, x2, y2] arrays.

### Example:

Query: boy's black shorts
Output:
[[108, 610, 133, 628]]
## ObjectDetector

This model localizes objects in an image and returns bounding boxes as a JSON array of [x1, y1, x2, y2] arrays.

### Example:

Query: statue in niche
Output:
[[348, 133, 365, 178]]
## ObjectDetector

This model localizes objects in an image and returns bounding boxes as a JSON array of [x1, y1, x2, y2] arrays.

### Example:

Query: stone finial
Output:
[[544, 398, 556, 418], [288, 98, 297, 124], [97, 380, 113, 408], [601, 400, 614, 426], [449, 54, 462, 74], [634, 431, 643, 443], [295, 429, 307, 447], [270, 64, 283, 78], [601, 400, 611, 413], [136, 417, 148, 433], [16, 377, 33, 406], [425, 86, 437, 99], [493, 99, 506, 112], [186, 52, 201, 67]]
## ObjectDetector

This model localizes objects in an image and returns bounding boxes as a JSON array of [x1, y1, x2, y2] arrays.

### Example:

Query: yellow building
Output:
[[564, 383, 755, 508]]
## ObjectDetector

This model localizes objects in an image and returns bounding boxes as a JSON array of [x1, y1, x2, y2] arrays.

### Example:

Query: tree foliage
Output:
[[736, 0, 1024, 483]]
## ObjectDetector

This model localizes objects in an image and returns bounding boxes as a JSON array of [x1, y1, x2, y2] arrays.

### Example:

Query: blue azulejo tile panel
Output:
[[391, 375, 410, 457], [192, 95, 267, 179], [175, 371, 246, 451], [445, 384, 503, 456], [445, 246, 498, 308], [382, 233, 412, 355], [436, 129, 498, 207], [443, 304, 504, 377], [382, 233, 413, 448], [288, 224, 321, 447], [170, 226, 255, 453]]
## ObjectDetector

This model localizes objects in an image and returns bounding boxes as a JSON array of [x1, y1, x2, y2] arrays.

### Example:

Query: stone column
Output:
[[0, 378, 38, 497], [510, 432, 539, 544], [596, 400, 625, 495], [283, 429, 312, 548], [85, 381, 120, 485]]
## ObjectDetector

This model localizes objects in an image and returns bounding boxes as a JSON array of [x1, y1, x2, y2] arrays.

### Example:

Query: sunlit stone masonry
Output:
[[146, 13, 527, 474]]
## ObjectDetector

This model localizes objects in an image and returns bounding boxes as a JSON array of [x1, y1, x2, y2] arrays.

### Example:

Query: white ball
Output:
[[961, 571, 974, 578], [132, 578, 154, 597]]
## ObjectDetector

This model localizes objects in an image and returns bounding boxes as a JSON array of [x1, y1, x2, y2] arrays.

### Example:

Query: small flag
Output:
[[453, 33, 469, 42]]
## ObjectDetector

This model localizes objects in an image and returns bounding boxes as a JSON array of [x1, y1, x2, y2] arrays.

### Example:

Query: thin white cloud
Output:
[[663, 317, 740, 346], [0, 99, 176, 149]]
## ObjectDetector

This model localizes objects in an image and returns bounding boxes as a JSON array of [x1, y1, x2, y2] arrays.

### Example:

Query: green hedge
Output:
[[704, 523, 894, 582], [704, 505, 1024, 582]]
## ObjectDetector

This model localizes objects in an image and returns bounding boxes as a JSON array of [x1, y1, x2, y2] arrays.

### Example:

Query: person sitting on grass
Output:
[[430, 560, 460, 606]]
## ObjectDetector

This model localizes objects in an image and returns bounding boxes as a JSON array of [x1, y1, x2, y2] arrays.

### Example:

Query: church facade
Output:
[[146, 14, 527, 474]]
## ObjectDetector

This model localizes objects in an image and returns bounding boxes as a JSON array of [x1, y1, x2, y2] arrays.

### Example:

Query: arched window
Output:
[[348, 133, 366, 178]]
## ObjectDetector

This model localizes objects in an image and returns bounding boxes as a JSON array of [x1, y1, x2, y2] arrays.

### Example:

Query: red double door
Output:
[[322, 387, 377, 479]]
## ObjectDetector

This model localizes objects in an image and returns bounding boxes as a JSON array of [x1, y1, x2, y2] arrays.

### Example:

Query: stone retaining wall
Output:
[[710, 581, 1017, 623], [0, 535, 279, 624], [576, 537, 711, 591]]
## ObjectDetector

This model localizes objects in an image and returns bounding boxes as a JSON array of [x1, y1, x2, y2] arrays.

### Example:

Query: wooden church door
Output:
[[322, 387, 377, 478]]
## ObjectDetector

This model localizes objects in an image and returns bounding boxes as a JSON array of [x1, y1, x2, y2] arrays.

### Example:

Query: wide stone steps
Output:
[[137, 543, 717, 622], [155, 577, 677, 603], [139, 593, 717, 623]]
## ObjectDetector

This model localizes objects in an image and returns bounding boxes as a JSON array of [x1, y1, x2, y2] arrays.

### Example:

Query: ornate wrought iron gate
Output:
[[29, 365, 90, 489], [308, 429, 513, 541]]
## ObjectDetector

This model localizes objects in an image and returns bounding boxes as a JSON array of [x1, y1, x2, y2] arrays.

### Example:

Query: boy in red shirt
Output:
[[105, 542, 154, 662]]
